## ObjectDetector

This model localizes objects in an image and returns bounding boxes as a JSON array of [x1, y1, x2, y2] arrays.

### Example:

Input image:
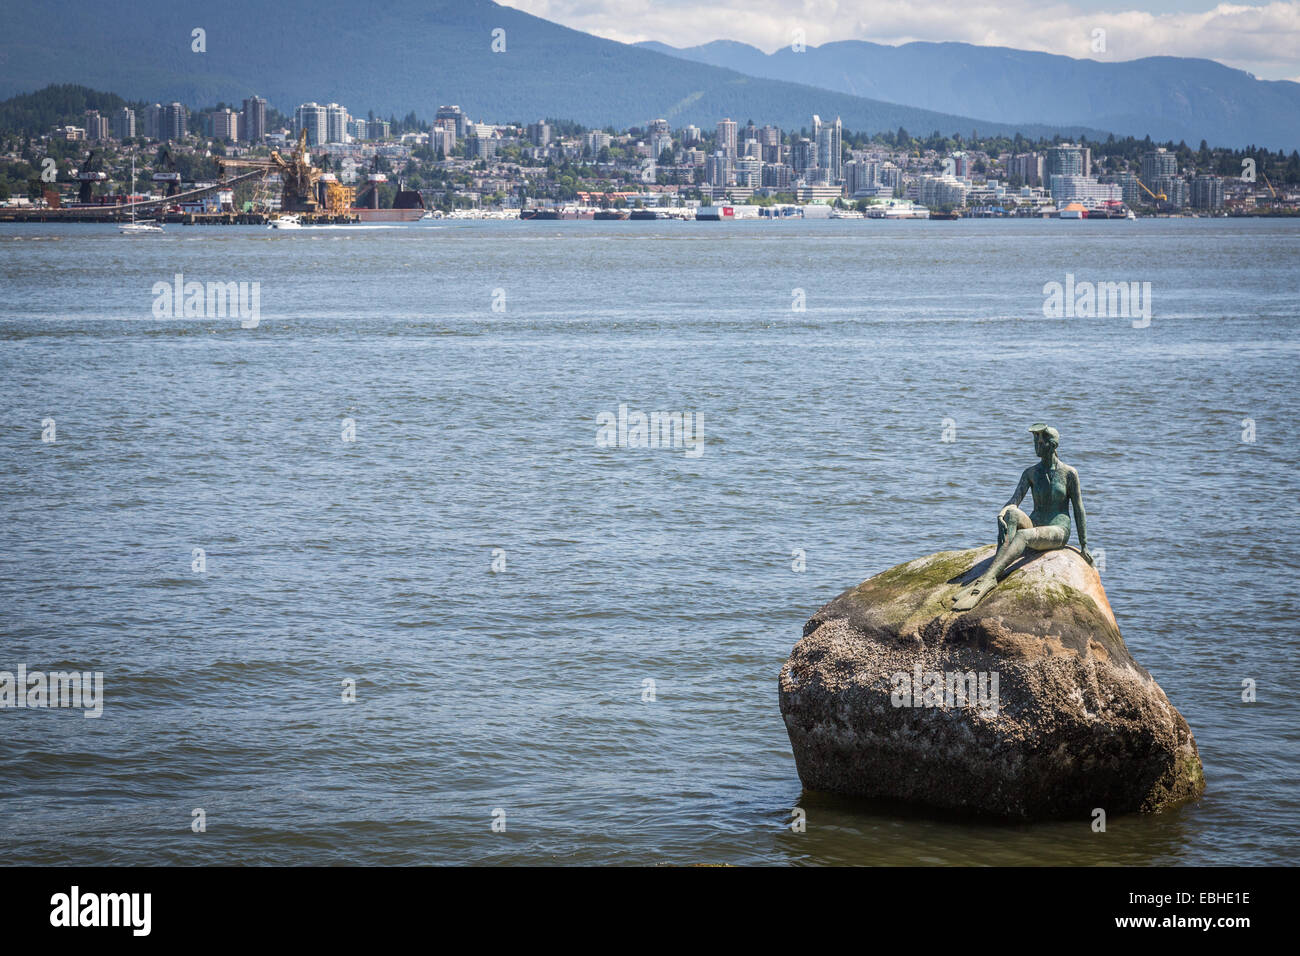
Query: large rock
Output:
[[779, 546, 1205, 820]]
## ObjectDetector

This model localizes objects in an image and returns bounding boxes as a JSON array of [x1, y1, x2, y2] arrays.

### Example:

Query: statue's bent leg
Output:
[[997, 506, 1032, 547], [954, 520, 1066, 611]]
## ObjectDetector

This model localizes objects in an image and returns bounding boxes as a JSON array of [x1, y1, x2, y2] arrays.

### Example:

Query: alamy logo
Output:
[[596, 403, 703, 458], [50, 886, 150, 936], [1042, 273, 1152, 328], [891, 665, 1000, 715], [0, 665, 103, 717], [151, 273, 261, 328]]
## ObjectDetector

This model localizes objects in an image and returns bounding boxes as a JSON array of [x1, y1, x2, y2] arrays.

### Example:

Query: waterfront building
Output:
[[1049, 175, 1122, 204], [1099, 172, 1139, 204], [1141, 148, 1178, 184], [797, 183, 845, 204], [1150, 175, 1187, 208], [1046, 144, 1090, 179], [1191, 175, 1224, 210], [916, 174, 969, 208], [844, 160, 880, 197]]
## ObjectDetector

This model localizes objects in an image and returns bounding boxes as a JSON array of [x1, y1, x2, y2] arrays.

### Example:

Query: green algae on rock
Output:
[[779, 546, 1206, 820]]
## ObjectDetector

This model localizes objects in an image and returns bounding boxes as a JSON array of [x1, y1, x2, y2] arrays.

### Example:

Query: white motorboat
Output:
[[269, 214, 302, 229]]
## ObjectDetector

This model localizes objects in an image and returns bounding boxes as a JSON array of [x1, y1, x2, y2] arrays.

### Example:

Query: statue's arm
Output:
[[1069, 468, 1093, 563], [1002, 469, 1030, 510]]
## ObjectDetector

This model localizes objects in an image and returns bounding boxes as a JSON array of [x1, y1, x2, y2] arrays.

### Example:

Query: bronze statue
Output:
[[952, 424, 1093, 611]]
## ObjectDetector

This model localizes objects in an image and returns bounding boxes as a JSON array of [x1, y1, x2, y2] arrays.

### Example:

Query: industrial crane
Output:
[[215, 129, 322, 213], [153, 146, 182, 197], [1261, 170, 1277, 200], [1135, 177, 1167, 203], [75, 149, 108, 204]]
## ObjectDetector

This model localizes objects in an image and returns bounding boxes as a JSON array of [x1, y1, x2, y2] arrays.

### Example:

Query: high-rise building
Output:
[[878, 163, 902, 189], [527, 121, 551, 147], [715, 119, 737, 158], [1190, 175, 1223, 210], [761, 164, 793, 189], [436, 106, 470, 138], [142, 104, 162, 141], [1099, 172, 1139, 205], [429, 125, 455, 156], [1009, 152, 1042, 186], [212, 109, 239, 142], [1046, 144, 1089, 179], [160, 102, 187, 141], [705, 150, 731, 187], [791, 137, 817, 174], [816, 116, 842, 183], [112, 107, 135, 141], [759, 125, 781, 147], [1152, 175, 1187, 208], [735, 157, 762, 188], [295, 103, 327, 145], [682, 125, 701, 145], [83, 110, 109, 141], [324, 104, 349, 144], [1141, 148, 1178, 184], [844, 160, 881, 197], [242, 96, 267, 142], [370, 120, 391, 140]]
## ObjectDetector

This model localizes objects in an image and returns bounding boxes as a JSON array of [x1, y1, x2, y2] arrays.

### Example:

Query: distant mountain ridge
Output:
[[635, 39, 1300, 151], [0, 0, 1108, 141]]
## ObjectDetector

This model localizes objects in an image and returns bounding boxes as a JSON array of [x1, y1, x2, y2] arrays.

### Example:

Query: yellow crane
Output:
[[1135, 176, 1167, 203]]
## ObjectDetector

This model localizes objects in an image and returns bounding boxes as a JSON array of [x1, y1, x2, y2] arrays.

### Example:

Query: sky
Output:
[[500, 1, 1300, 81]]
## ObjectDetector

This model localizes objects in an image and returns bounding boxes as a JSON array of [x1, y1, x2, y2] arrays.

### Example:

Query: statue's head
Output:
[[1028, 423, 1060, 459]]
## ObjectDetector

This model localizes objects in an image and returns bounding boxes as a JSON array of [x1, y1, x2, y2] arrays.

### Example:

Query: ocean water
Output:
[[0, 217, 1297, 865]]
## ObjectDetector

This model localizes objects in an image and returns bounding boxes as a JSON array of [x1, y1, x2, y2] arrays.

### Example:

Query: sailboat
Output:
[[119, 156, 164, 234]]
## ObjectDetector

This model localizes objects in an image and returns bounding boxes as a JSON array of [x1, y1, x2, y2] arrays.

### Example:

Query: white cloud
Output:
[[501, 1, 1300, 81]]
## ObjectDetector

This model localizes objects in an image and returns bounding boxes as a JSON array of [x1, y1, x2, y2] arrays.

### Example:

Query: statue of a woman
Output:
[[952, 424, 1094, 611]]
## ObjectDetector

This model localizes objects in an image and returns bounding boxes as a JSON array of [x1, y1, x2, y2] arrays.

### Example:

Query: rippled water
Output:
[[1, 218, 1297, 865]]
